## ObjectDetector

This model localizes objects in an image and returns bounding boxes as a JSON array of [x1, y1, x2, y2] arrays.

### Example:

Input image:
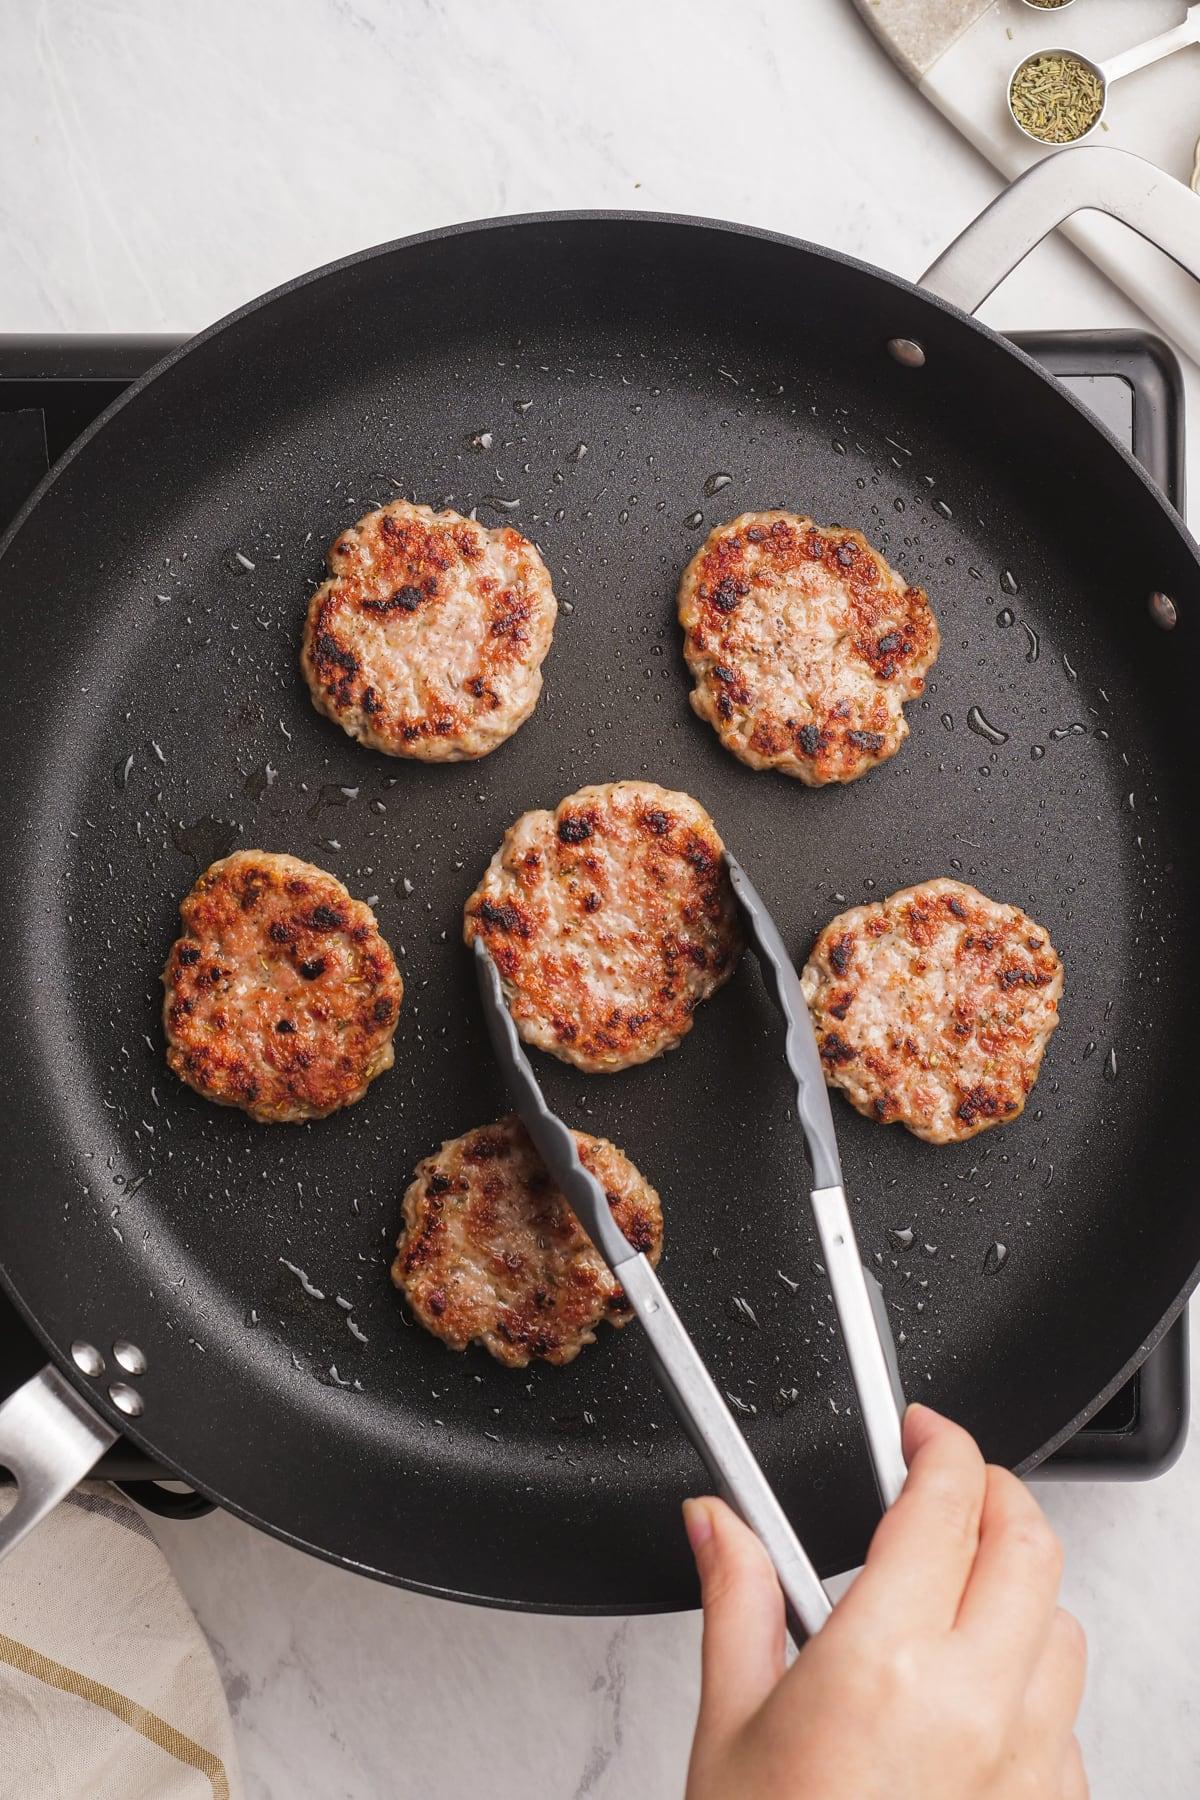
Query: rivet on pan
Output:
[[112, 1340, 147, 1377], [887, 337, 926, 369], [71, 1341, 104, 1377], [1148, 591, 1178, 630], [108, 1382, 144, 1419]]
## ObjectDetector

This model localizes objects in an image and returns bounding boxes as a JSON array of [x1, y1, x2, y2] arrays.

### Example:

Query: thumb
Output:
[[684, 1497, 786, 1751]]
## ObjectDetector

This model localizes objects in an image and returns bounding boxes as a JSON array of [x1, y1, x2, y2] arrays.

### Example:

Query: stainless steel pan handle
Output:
[[0, 1366, 115, 1561], [919, 145, 1200, 317]]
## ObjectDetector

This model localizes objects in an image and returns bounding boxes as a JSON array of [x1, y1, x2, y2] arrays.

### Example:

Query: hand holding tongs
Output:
[[474, 939, 834, 1643]]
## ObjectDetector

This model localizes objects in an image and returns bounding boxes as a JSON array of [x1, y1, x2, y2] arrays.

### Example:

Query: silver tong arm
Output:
[[810, 1186, 907, 1509], [617, 1252, 833, 1642]]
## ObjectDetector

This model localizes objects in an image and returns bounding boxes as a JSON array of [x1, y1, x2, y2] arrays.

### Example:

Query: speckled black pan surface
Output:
[[1, 215, 1199, 1610]]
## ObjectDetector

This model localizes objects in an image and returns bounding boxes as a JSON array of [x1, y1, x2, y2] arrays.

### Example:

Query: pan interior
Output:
[[1, 218, 1198, 1608]]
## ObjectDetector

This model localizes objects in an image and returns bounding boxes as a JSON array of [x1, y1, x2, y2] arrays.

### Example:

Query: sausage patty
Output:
[[463, 780, 742, 1073], [162, 850, 402, 1123], [301, 499, 557, 760], [392, 1114, 663, 1367], [678, 511, 939, 784], [800, 878, 1062, 1144]]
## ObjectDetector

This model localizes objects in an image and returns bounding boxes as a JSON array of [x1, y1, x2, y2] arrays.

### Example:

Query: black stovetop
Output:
[[0, 329, 1187, 1493]]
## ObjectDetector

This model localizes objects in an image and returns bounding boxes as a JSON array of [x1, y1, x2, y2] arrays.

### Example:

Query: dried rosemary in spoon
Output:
[[1009, 52, 1104, 143]]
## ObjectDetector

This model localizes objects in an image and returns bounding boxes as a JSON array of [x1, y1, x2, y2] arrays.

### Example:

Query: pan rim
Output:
[[1, 210, 1197, 1605]]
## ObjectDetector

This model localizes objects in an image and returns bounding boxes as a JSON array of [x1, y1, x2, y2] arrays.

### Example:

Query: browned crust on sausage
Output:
[[391, 1115, 663, 1367], [463, 780, 742, 1073], [800, 878, 1063, 1144], [162, 850, 402, 1123], [300, 500, 557, 761], [678, 511, 939, 784]]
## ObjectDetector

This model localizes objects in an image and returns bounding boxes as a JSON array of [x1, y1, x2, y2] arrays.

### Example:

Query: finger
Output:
[[1025, 1609, 1088, 1752], [955, 1466, 1063, 1694], [1062, 1735, 1090, 1800], [684, 1497, 787, 1748], [840, 1404, 986, 1635]]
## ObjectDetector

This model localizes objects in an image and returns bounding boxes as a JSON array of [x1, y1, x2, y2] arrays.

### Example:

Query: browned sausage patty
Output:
[[678, 511, 939, 783], [800, 878, 1063, 1144], [301, 500, 557, 760], [392, 1114, 663, 1367], [463, 780, 742, 1073], [162, 850, 402, 1123]]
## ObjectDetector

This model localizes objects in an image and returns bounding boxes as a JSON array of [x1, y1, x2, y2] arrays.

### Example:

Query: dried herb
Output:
[[1010, 53, 1103, 143]]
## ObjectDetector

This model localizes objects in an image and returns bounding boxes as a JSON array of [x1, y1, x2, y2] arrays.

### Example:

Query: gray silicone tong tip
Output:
[[726, 854, 842, 1191]]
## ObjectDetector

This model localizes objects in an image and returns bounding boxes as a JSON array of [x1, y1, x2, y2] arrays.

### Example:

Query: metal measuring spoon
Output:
[[1010, 4, 1200, 144]]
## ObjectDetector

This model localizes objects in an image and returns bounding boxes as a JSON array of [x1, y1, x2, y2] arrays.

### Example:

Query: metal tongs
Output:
[[725, 854, 908, 1510], [474, 938, 833, 1642], [473, 853, 905, 1640]]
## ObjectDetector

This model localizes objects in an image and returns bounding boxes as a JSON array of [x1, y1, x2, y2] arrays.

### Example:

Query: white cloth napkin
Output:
[[0, 1485, 242, 1800]]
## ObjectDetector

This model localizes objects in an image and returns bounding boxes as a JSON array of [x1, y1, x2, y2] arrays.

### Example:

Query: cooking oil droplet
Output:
[[222, 548, 255, 575], [114, 753, 135, 790], [568, 441, 588, 462], [893, 497, 905, 512], [244, 763, 278, 799], [997, 608, 1015, 628], [1022, 623, 1040, 662], [306, 783, 359, 818], [940, 713, 954, 732], [482, 494, 520, 512], [933, 499, 952, 520], [889, 1226, 915, 1251], [1104, 1047, 1118, 1082], [1000, 570, 1019, 595], [684, 510, 704, 529], [172, 817, 240, 866], [703, 472, 733, 497], [983, 1241, 1008, 1275], [832, 439, 846, 456], [1082, 1040, 1097, 1059], [967, 705, 1008, 745], [1030, 744, 1045, 760]]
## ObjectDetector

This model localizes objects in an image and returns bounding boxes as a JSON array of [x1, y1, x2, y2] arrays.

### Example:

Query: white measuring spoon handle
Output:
[[1101, 6, 1200, 87]]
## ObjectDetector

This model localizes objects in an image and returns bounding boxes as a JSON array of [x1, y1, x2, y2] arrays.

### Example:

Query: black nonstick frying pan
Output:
[[1, 146, 1199, 1610]]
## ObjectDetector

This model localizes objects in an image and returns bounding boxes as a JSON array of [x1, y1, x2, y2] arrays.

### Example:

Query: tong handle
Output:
[[811, 1185, 908, 1509], [618, 1253, 833, 1643]]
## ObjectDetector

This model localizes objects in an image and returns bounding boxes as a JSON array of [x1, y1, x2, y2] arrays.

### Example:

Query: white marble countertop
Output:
[[4, 2, 1199, 1795]]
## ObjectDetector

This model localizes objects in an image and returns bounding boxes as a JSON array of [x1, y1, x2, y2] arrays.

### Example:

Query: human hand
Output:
[[684, 1405, 1087, 1799]]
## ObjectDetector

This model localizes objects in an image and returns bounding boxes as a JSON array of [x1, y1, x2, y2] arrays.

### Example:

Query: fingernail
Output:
[[683, 1498, 713, 1554]]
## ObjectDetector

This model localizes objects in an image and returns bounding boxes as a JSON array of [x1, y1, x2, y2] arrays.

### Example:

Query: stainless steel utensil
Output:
[[725, 855, 908, 1510], [473, 939, 834, 1642]]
